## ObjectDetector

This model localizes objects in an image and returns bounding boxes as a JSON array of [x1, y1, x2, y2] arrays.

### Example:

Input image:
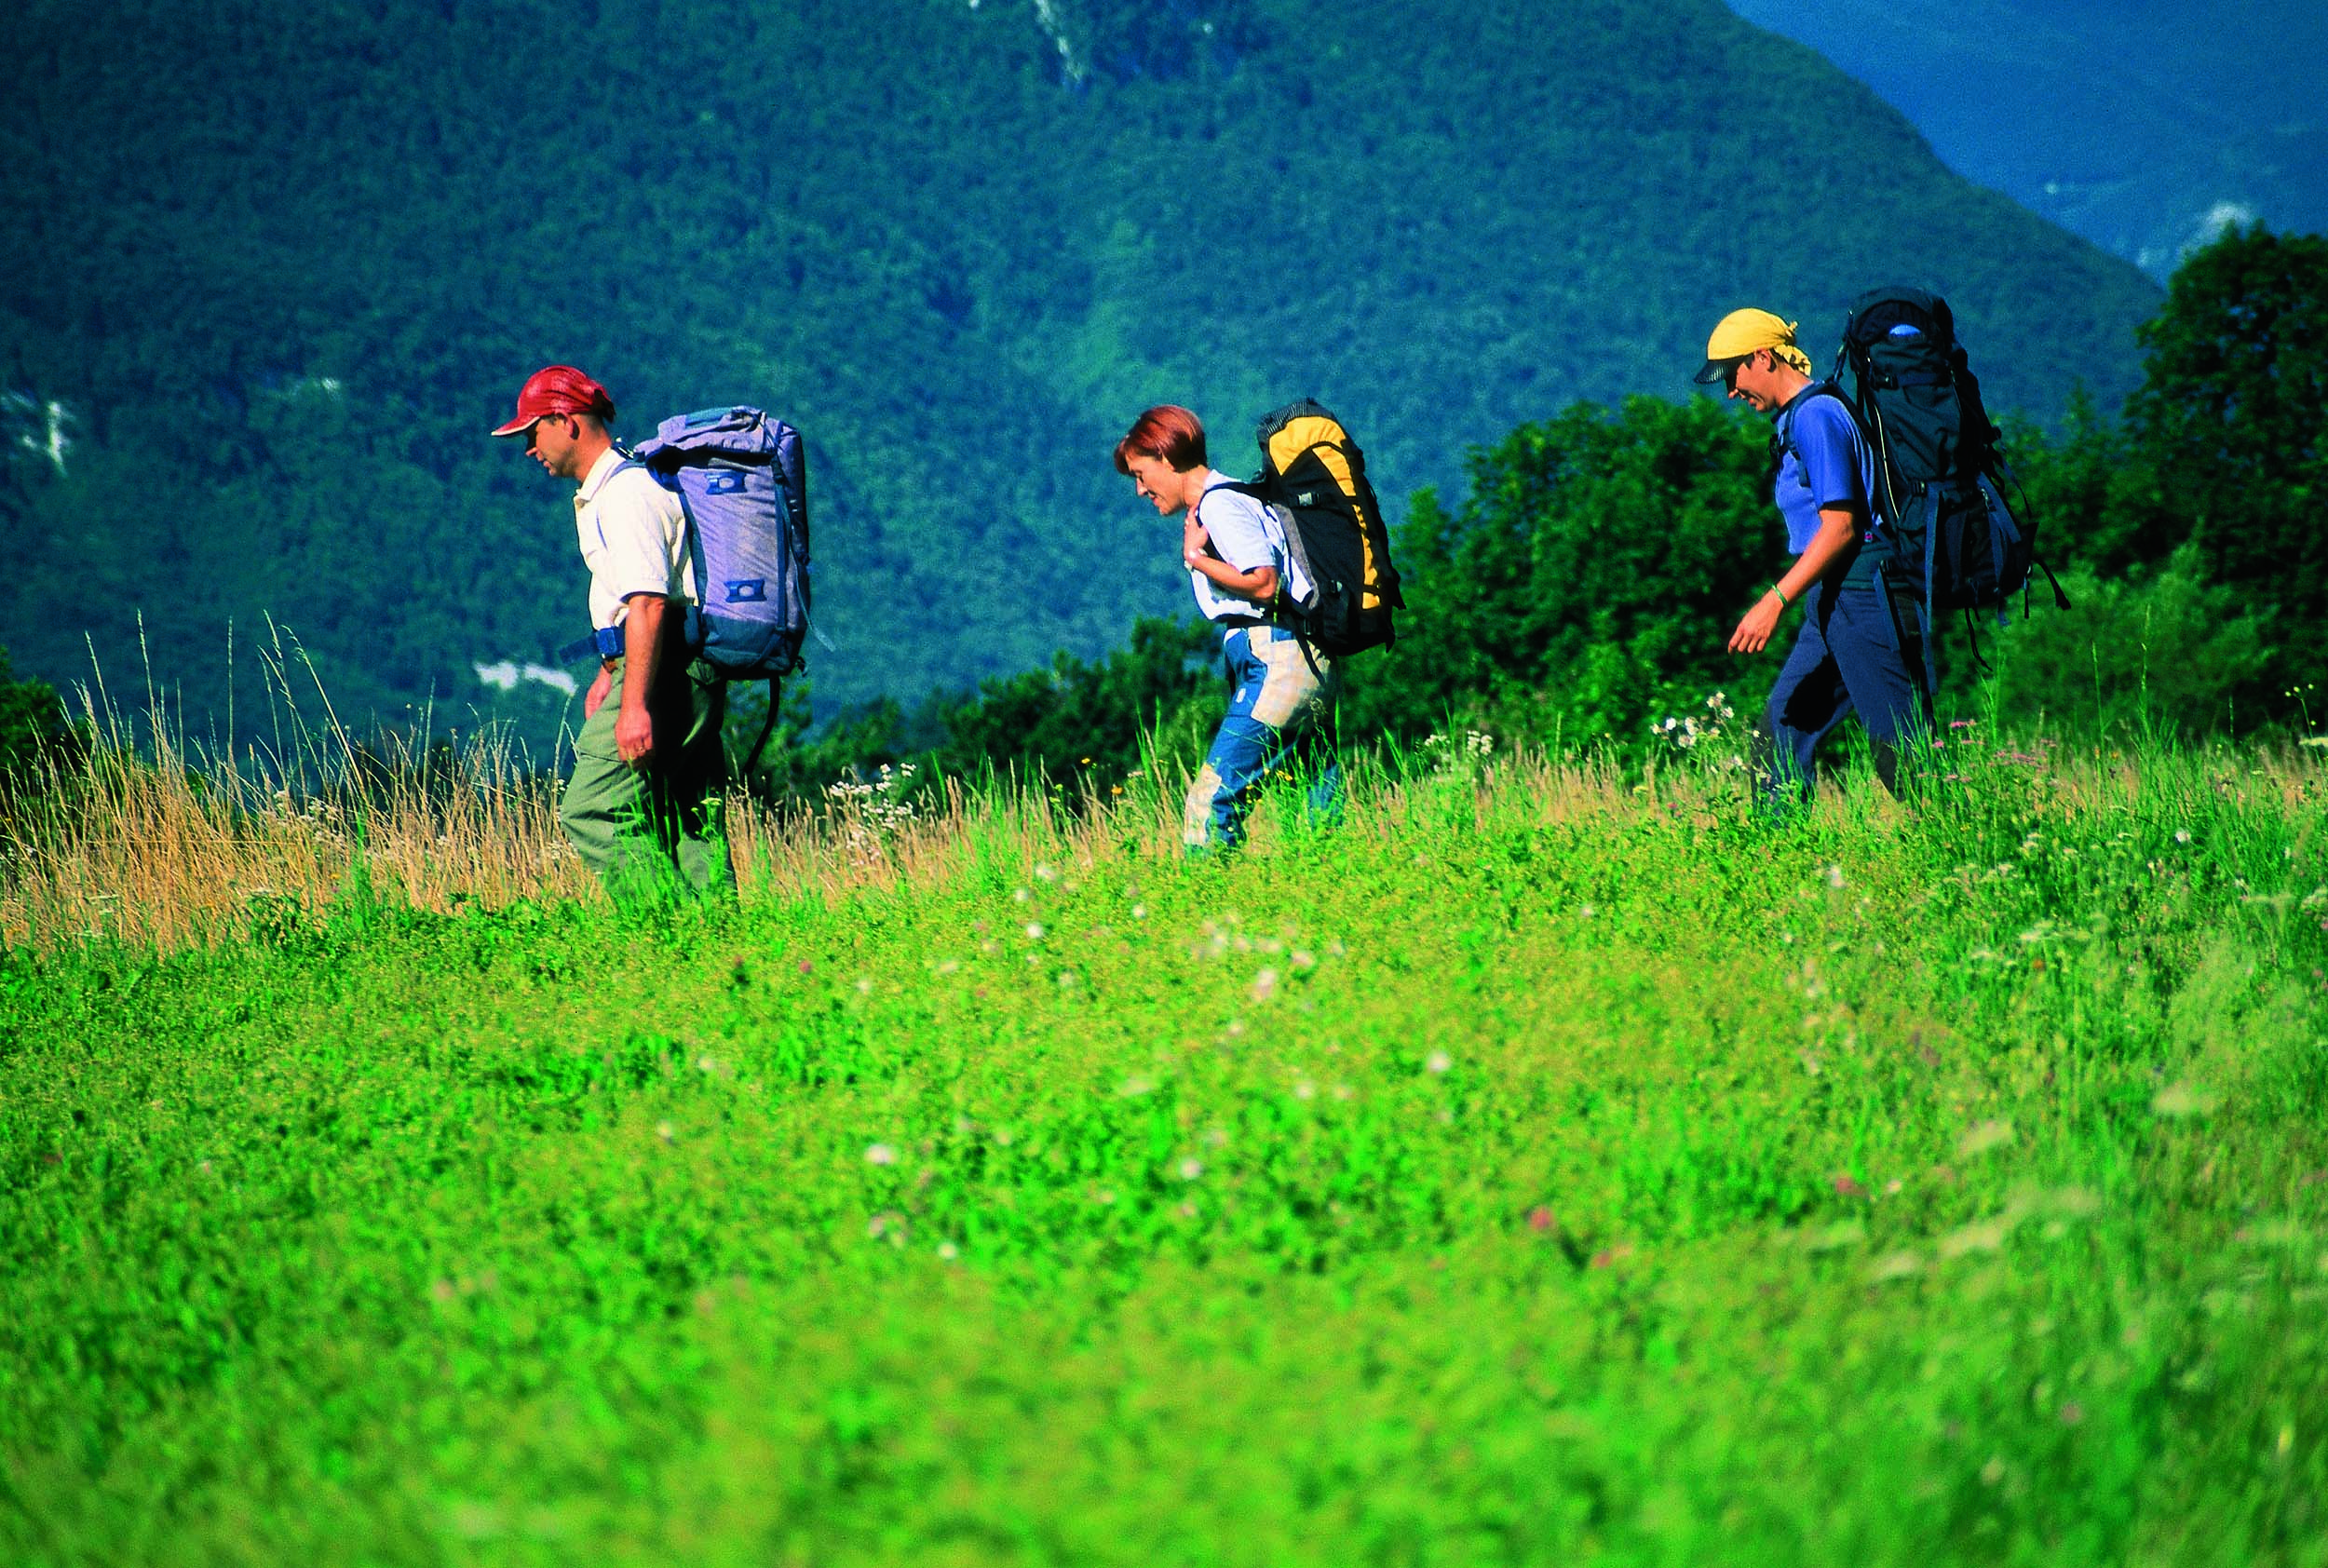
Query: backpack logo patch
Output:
[[705, 470, 746, 495], [724, 578, 767, 603]]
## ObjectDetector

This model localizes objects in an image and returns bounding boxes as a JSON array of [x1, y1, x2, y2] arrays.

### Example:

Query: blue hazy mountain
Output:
[[1726, 0, 2328, 279], [0, 0, 2160, 742]]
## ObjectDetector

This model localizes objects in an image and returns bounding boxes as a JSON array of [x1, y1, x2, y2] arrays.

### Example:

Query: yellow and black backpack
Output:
[[1229, 399, 1404, 656]]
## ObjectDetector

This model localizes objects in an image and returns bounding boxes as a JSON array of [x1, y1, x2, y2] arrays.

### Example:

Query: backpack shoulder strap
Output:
[[1775, 382, 1860, 458], [1212, 479, 1319, 615]]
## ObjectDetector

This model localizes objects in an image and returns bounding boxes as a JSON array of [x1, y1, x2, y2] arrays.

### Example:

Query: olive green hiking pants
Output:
[[560, 657, 735, 903]]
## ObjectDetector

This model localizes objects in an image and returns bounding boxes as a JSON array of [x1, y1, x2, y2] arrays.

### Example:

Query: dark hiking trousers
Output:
[[561, 656, 735, 903], [1754, 574, 1930, 805]]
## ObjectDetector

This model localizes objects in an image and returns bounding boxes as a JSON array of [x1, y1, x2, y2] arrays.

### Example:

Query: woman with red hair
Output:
[[1116, 405, 1339, 853]]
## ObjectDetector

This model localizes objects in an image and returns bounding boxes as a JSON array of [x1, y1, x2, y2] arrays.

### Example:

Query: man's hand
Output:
[[616, 703, 656, 766], [583, 664, 613, 720], [1183, 515, 1212, 568], [617, 593, 672, 768], [1729, 591, 1784, 655], [1734, 505, 1855, 655]]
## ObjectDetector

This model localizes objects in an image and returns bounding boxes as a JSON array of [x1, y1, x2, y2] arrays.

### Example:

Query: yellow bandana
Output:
[[1702, 308, 1813, 377]]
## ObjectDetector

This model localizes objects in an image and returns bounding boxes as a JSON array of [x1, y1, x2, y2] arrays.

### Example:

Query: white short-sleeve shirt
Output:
[[574, 447, 697, 631], [1189, 472, 1316, 624]]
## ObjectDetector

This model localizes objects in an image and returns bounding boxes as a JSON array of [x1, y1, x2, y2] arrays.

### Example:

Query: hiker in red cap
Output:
[[494, 367, 733, 901]]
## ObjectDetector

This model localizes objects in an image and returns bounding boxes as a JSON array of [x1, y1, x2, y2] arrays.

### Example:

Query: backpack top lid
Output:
[[1253, 399, 1370, 507], [1843, 287, 1956, 358], [1255, 398, 1357, 470], [633, 406, 786, 470]]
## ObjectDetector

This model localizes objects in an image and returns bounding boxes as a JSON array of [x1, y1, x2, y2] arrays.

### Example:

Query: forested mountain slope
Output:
[[0, 0, 2159, 745], [1726, 0, 2328, 280]]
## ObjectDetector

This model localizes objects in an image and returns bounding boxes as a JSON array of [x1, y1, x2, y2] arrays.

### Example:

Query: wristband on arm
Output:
[[1771, 583, 1792, 608]]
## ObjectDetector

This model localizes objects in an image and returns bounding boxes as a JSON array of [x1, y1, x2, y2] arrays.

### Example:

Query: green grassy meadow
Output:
[[4, 737, 2326, 1565]]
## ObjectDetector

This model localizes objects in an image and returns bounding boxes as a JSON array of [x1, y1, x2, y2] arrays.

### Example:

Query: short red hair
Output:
[[1113, 405, 1207, 474]]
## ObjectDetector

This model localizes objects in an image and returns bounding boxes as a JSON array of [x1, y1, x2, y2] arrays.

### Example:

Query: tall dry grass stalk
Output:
[[16, 647, 2310, 960], [0, 674, 1662, 957]]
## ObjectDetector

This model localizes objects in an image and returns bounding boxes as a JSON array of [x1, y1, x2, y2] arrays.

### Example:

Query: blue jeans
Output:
[[1756, 574, 1930, 804], [1184, 625, 1342, 851]]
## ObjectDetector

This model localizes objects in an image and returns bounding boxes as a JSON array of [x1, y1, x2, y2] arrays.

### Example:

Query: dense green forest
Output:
[[0, 0, 2159, 754]]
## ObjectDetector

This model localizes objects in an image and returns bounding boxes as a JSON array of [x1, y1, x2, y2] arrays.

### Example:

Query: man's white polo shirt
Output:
[[575, 447, 697, 631]]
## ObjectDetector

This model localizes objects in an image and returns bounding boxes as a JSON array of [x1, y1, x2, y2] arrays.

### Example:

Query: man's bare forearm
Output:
[[622, 594, 669, 707]]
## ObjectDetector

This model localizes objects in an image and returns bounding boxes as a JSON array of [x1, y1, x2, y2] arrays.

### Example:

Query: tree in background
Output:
[[0, 646, 64, 776], [1341, 396, 1772, 746], [2119, 224, 2327, 647], [1983, 223, 2323, 735]]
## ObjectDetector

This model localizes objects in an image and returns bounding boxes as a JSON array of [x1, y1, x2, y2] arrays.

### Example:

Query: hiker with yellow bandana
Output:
[[1698, 308, 1930, 804]]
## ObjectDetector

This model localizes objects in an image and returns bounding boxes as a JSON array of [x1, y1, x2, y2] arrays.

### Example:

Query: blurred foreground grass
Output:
[[3, 729, 2325, 1565]]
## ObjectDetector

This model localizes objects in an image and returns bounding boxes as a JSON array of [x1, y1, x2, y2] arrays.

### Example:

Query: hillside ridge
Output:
[[0, 0, 2159, 747]]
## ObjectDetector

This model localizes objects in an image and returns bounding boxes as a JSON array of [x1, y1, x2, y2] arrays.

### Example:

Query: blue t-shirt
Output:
[[1773, 388, 1882, 556]]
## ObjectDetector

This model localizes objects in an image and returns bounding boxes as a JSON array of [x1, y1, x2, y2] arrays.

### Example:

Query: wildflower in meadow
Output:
[[1426, 1050, 1452, 1075], [1956, 1119, 2014, 1157], [864, 1142, 898, 1166], [1866, 1250, 1922, 1283], [1938, 1215, 2013, 1259], [2152, 1082, 2213, 1117]]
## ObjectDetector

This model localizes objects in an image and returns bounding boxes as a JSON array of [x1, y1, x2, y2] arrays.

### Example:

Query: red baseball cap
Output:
[[490, 365, 616, 437]]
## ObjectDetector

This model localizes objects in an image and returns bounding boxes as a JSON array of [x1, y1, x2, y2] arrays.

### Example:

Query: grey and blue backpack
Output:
[[632, 405, 811, 683], [558, 406, 810, 771]]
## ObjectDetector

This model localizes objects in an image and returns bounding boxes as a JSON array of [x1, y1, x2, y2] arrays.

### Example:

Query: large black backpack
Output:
[[1228, 399, 1404, 657], [1831, 287, 2067, 631]]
